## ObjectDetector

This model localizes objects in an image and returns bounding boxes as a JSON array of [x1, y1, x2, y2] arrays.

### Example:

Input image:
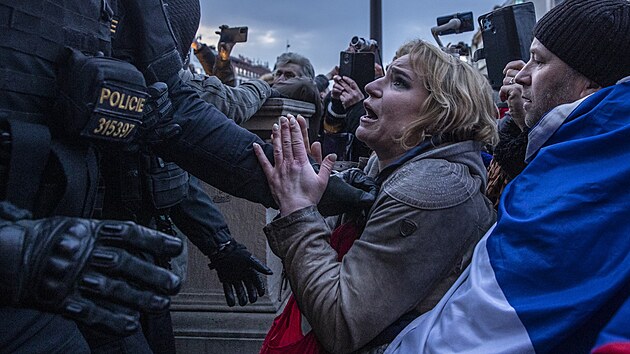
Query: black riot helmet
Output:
[[163, 0, 201, 64]]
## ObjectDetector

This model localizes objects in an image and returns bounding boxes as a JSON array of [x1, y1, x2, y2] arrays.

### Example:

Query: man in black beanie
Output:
[[385, 0, 630, 353], [513, 0, 630, 128]]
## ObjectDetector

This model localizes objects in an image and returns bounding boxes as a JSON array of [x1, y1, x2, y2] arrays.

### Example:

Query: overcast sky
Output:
[[195, 1, 503, 75]]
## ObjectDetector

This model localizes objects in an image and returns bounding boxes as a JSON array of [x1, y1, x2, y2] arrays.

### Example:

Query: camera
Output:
[[431, 12, 474, 51], [435, 12, 474, 35], [350, 36, 378, 53]]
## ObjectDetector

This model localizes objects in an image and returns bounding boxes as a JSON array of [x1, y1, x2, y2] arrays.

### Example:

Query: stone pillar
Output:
[[171, 98, 316, 353]]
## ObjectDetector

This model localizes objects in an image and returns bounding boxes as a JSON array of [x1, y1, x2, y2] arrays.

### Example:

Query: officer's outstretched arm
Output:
[[0, 201, 182, 335], [143, 80, 376, 215], [114, 0, 376, 216]]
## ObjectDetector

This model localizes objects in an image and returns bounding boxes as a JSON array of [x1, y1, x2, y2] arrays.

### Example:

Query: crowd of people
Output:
[[0, 0, 628, 353]]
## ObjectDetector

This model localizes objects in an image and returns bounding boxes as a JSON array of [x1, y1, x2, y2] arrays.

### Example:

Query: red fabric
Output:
[[498, 106, 509, 118], [592, 343, 630, 354], [259, 220, 362, 354], [329, 220, 361, 261], [259, 296, 326, 354]]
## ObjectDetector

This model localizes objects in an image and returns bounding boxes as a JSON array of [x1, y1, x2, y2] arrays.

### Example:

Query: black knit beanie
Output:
[[164, 0, 201, 63], [533, 0, 630, 87]]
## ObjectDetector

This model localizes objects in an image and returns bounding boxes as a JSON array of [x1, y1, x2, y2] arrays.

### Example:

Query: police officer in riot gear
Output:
[[111, 0, 378, 301], [86, 1, 271, 351], [0, 0, 184, 352], [104, 0, 274, 310]]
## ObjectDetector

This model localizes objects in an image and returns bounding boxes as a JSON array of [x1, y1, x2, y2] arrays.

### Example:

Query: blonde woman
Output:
[[254, 39, 498, 354]]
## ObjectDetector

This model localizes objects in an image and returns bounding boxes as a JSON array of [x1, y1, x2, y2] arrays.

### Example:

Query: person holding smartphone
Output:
[[320, 38, 384, 164]]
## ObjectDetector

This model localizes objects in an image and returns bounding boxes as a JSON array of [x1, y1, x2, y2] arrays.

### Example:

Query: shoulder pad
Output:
[[383, 158, 482, 210]]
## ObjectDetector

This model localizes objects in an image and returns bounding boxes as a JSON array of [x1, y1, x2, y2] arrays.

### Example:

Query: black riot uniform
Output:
[[80, 1, 273, 351], [0, 0, 185, 353]]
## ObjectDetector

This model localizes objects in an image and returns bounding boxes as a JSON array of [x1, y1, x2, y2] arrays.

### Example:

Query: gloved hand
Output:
[[336, 168, 379, 215], [0, 202, 182, 336], [317, 173, 377, 217], [141, 82, 182, 145], [112, 0, 182, 84], [338, 168, 379, 195], [208, 240, 273, 307]]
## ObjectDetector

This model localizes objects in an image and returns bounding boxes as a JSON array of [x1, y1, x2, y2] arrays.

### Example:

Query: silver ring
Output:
[[509, 77, 515, 85]]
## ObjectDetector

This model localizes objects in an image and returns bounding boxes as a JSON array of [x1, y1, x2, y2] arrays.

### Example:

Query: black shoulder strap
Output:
[[51, 142, 99, 218], [5, 119, 51, 211]]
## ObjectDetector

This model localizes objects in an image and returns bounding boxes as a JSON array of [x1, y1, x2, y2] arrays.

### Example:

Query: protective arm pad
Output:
[[149, 77, 376, 215], [144, 50, 183, 85]]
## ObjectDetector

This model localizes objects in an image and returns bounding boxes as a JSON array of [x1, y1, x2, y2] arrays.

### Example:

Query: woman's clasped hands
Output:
[[253, 114, 337, 217]]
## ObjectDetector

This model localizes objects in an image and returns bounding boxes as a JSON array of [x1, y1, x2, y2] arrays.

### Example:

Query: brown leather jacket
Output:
[[264, 141, 496, 353]]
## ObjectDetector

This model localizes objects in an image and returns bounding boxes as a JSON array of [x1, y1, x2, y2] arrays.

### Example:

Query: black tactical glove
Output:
[[0, 202, 183, 336], [336, 168, 380, 215], [338, 168, 379, 195], [208, 240, 273, 307], [141, 82, 182, 145], [317, 173, 377, 217], [113, 0, 183, 84]]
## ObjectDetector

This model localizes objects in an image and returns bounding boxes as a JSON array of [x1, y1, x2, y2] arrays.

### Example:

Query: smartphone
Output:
[[219, 26, 248, 43], [338, 51, 375, 95], [476, 3, 536, 89]]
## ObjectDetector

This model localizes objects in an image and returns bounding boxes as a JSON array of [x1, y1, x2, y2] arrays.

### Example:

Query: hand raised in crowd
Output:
[[253, 114, 336, 217], [332, 75, 365, 110], [499, 60, 527, 130], [191, 37, 201, 51], [215, 25, 236, 61], [217, 41, 235, 61]]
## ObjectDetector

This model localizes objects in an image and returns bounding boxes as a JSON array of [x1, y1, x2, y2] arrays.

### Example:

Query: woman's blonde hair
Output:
[[395, 39, 498, 149]]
